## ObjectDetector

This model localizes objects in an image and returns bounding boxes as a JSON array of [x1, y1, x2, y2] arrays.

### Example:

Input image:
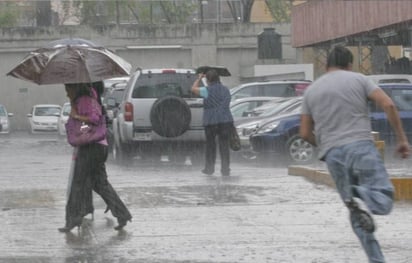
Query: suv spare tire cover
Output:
[[150, 95, 192, 137]]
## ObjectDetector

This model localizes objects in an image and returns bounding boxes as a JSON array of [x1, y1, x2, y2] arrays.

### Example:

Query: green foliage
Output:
[[0, 11, 18, 27], [265, 0, 291, 23], [71, 0, 197, 25], [159, 0, 196, 24], [0, 3, 19, 27]]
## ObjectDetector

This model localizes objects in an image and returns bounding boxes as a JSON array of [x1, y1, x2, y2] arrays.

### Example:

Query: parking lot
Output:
[[0, 132, 411, 263]]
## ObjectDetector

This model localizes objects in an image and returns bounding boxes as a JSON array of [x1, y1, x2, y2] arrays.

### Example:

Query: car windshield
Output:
[[259, 98, 301, 117], [34, 107, 60, 116], [132, 73, 198, 98], [379, 79, 411, 84], [370, 88, 412, 112], [231, 102, 255, 118]]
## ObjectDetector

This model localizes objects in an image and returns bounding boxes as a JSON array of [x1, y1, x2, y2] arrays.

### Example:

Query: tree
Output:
[[265, 0, 291, 23], [159, 0, 196, 24], [70, 0, 197, 25], [240, 0, 254, 22], [36, 0, 52, 26], [0, 4, 18, 27]]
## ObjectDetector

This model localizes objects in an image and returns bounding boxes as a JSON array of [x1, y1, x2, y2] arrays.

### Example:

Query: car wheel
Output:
[[286, 135, 316, 165], [150, 95, 191, 138]]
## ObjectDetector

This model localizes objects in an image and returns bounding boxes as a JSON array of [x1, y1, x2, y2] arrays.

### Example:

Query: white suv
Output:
[[112, 68, 206, 164]]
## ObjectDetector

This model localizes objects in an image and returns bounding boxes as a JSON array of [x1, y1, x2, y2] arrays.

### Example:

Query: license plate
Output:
[[134, 132, 152, 141]]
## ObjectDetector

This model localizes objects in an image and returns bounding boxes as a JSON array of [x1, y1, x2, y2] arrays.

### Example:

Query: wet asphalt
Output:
[[0, 132, 411, 263]]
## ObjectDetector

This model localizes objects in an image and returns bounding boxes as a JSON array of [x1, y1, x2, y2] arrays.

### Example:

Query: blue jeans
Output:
[[324, 140, 394, 263]]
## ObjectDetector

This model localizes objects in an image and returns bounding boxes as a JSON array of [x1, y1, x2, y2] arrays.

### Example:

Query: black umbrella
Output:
[[196, 66, 231, 77], [7, 38, 131, 85]]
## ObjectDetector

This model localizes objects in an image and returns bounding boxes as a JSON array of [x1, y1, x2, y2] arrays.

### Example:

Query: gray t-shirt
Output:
[[301, 70, 378, 159]]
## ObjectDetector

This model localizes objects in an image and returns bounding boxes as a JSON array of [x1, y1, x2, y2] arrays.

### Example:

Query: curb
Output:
[[288, 165, 412, 201]]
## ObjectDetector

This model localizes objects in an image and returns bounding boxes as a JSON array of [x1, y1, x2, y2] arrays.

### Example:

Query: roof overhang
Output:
[[292, 0, 412, 48]]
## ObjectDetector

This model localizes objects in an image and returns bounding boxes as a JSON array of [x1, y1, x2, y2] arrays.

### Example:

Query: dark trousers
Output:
[[65, 143, 131, 226], [204, 122, 232, 175]]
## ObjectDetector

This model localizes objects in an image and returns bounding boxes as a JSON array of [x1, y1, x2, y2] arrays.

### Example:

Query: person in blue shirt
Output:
[[191, 69, 234, 176]]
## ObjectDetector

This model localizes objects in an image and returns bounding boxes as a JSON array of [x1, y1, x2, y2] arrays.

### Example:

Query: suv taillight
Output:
[[124, 102, 133, 121]]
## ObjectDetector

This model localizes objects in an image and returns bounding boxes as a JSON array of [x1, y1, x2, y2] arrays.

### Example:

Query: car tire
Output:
[[150, 95, 191, 138], [286, 135, 316, 165]]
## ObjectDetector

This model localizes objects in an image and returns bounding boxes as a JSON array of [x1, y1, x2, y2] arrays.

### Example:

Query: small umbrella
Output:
[[7, 38, 132, 85], [46, 38, 98, 48], [196, 65, 231, 77]]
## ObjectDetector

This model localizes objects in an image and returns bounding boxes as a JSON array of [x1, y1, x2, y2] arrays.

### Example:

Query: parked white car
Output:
[[366, 74, 412, 84], [27, 104, 61, 133], [58, 102, 71, 136], [0, 104, 13, 134]]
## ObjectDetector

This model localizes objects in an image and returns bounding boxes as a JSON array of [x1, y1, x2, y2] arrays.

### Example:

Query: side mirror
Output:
[[27, 113, 32, 118], [8, 113, 13, 117]]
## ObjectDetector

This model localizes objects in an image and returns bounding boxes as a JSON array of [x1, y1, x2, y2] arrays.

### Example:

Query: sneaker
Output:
[[347, 197, 375, 233]]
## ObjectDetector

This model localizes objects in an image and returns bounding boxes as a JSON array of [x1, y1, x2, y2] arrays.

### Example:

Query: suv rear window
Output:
[[131, 73, 198, 99]]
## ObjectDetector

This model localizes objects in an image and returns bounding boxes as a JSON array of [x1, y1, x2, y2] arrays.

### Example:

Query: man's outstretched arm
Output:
[[368, 88, 410, 158], [300, 114, 317, 146]]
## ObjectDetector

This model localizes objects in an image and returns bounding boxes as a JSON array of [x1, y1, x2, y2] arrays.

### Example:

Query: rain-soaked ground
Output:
[[0, 132, 411, 263]]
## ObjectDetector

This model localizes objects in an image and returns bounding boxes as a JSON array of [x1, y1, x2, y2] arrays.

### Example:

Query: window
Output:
[[378, 79, 411, 84], [231, 101, 266, 117], [34, 107, 61, 116], [370, 88, 412, 112], [391, 89, 412, 111], [232, 85, 260, 100], [263, 84, 296, 97], [132, 73, 197, 98]]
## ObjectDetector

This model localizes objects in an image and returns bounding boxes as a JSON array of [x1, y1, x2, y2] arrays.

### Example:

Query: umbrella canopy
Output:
[[7, 41, 132, 85], [196, 65, 231, 77], [45, 38, 98, 48]]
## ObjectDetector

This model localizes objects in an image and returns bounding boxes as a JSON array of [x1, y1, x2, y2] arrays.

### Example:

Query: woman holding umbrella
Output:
[[191, 68, 234, 176], [59, 83, 132, 232]]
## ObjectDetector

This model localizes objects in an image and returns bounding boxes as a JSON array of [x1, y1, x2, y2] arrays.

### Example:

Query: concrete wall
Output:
[[0, 23, 300, 131]]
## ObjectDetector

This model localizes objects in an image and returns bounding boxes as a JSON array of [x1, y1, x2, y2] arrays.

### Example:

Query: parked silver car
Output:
[[0, 104, 13, 134]]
